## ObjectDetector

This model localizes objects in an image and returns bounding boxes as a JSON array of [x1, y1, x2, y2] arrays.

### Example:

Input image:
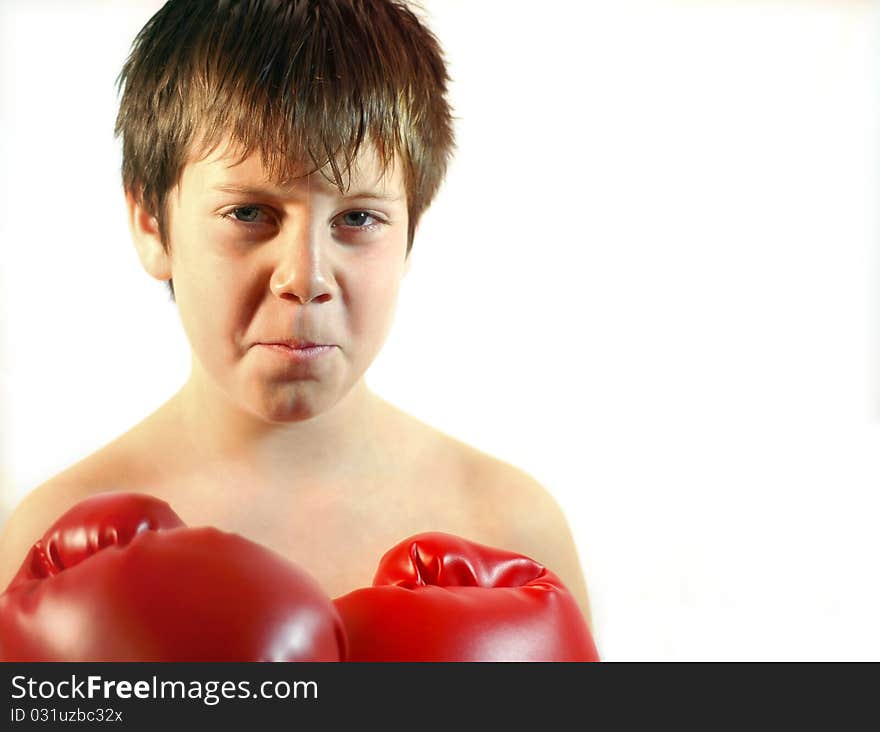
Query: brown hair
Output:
[[114, 0, 455, 300]]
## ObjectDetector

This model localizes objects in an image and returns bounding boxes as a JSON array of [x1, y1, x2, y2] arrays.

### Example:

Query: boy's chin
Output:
[[245, 387, 341, 424]]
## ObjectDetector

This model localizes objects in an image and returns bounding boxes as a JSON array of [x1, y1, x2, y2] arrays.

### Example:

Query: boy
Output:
[[0, 0, 594, 640]]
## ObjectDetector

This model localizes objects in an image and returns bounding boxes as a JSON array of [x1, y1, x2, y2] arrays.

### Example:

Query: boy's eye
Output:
[[333, 211, 385, 232], [222, 206, 386, 233], [229, 206, 265, 223], [342, 211, 370, 227]]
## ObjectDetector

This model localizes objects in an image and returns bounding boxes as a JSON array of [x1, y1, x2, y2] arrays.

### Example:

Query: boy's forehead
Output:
[[180, 136, 403, 200]]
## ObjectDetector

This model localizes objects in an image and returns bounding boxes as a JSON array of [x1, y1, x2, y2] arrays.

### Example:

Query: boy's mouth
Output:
[[256, 341, 337, 362], [261, 339, 327, 349]]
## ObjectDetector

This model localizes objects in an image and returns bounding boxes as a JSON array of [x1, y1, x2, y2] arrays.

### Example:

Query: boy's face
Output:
[[131, 138, 410, 423]]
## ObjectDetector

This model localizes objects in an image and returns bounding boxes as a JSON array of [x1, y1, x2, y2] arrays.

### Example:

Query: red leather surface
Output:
[[0, 492, 346, 661], [334, 532, 600, 661]]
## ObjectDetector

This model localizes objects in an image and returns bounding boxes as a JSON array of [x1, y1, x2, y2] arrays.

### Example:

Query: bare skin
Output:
[[0, 386, 594, 630]]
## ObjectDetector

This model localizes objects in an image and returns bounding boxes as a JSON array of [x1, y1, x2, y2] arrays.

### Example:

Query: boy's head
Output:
[[115, 0, 455, 425], [115, 0, 455, 301]]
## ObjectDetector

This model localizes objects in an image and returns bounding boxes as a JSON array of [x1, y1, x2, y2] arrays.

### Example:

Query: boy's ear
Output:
[[125, 189, 172, 282]]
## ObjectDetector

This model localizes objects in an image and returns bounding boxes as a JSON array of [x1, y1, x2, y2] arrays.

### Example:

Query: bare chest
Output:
[[145, 459, 487, 600], [58, 412, 503, 600]]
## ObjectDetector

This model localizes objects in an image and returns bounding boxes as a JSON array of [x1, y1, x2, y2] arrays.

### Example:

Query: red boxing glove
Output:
[[333, 532, 599, 661], [0, 492, 347, 661]]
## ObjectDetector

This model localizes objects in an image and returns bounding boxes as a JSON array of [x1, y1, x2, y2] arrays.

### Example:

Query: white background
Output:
[[1, 0, 878, 660]]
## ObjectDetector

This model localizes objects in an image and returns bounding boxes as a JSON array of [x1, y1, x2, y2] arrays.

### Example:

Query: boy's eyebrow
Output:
[[211, 183, 403, 202]]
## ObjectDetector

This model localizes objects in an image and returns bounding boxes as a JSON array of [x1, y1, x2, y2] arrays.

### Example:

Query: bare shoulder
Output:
[[0, 443, 140, 590], [0, 481, 97, 590], [460, 448, 595, 632]]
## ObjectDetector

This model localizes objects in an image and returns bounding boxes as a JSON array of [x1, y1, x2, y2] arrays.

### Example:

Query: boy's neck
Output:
[[166, 370, 388, 485]]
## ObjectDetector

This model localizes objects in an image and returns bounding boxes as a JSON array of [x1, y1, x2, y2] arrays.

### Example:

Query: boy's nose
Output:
[[269, 227, 333, 304]]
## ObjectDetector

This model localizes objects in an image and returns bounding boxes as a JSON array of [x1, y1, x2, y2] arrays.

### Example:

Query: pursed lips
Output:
[[260, 340, 329, 349]]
